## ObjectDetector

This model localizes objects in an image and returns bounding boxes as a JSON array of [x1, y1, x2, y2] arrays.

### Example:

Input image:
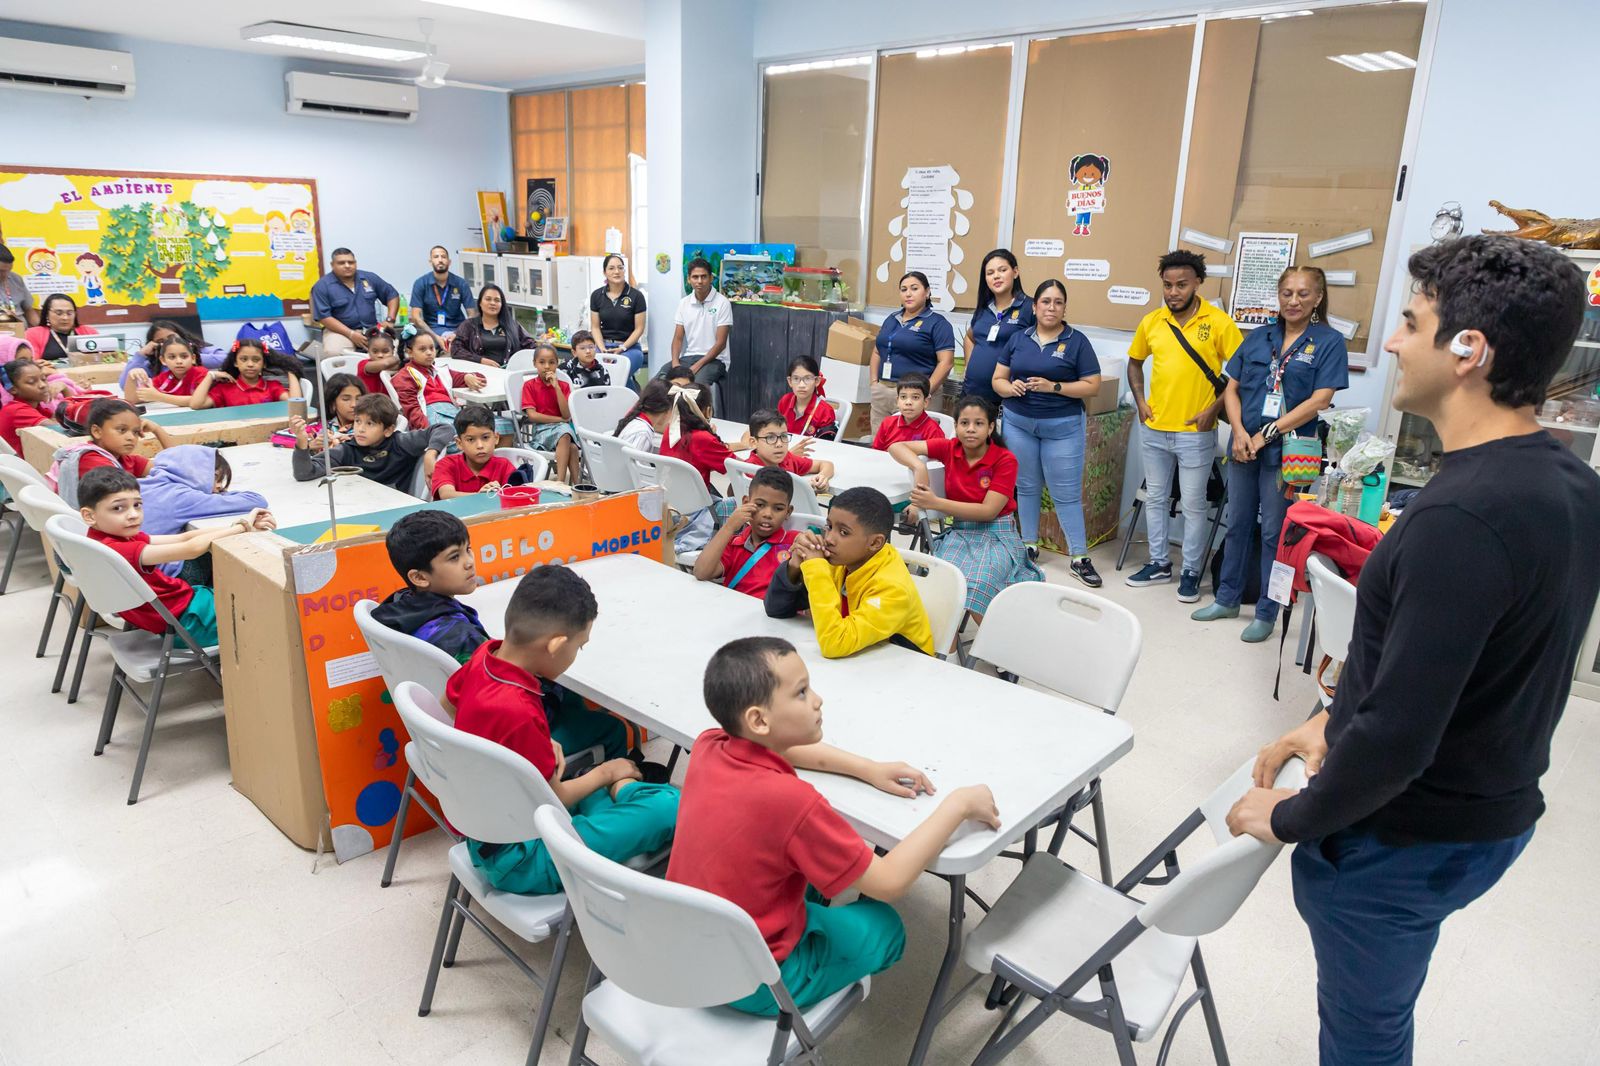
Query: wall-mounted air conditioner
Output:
[[285, 71, 417, 124], [0, 38, 135, 99]]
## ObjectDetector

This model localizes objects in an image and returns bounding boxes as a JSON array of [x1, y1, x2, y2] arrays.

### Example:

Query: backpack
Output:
[[52, 391, 118, 437], [235, 321, 295, 356], [1269, 501, 1383, 699]]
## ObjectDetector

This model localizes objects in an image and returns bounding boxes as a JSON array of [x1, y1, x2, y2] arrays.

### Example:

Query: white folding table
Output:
[[711, 417, 936, 506], [187, 441, 420, 529], [462, 552, 1133, 1065], [450, 361, 507, 407]]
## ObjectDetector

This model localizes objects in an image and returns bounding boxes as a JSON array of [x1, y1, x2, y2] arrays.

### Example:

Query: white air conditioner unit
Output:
[[285, 71, 417, 124], [0, 38, 135, 99]]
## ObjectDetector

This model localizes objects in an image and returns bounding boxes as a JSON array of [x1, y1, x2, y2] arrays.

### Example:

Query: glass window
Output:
[[511, 90, 568, 237]]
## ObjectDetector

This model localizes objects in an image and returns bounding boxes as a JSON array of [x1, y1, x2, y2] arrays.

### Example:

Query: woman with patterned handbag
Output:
[[1191, 266, 1348, 642]]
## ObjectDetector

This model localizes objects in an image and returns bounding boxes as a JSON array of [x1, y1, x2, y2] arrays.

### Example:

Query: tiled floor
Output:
[[2, 530, 1597, 1066]]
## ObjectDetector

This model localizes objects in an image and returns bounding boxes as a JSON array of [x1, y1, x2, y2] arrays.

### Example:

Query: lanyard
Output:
[[1267, 331, 1310, 394], [729, 541, 773, 588], [433, 281, 449, 307]]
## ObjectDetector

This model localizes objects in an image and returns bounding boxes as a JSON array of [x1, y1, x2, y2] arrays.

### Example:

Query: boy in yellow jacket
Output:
[[764, 486, 935, 657]]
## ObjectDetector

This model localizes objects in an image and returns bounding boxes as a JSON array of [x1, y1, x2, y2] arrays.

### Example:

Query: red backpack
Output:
[[1271, 501, 1384, 698]]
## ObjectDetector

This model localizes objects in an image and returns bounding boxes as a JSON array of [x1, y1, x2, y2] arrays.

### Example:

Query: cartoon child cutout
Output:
[[1068, 153, 1110, 237], [289, 208, 313, 264], [75, 252, 107, 305], [26, 247, 58, 277], [265, 211, 289, 260]]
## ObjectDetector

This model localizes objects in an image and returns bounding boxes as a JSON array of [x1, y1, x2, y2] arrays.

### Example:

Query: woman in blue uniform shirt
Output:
[[1192, 266, 1349, 642], [870, 271, 955, 432], [993, 278, 1103, 588], [962, 249, 1034, 406]]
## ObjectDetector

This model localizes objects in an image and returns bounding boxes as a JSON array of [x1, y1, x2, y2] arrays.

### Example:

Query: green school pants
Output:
[[728, 898, 906, 1016]]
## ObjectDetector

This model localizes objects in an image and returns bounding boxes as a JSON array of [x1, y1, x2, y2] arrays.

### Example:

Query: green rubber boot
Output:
[[1191, 601, 1240, 622], [1241, 618, 1277, 643]]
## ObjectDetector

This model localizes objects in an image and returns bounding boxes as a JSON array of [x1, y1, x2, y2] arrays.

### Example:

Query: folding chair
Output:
[[45, 514, 223, 804], [377, 369, 403, 406], [969, 581, 1142, 882], [505, 349, 537, 374], [963, 757, 1307, 1066], [494, 447, 549, 485], [598, 353, 630, 388], [928, 411, 956, 437], [1306, 553, 1357, 707], [907, 460, 950, 554], [621, 446, 713, 568], [819, 396, 853, 441], [0, 455, 53, 597], [1115, 459, 1228, 577], [577, 428, 634, 494], [725, 459, 823, 517], [317, 353, 364, 377], [13, 485, 89, 694], [535, 803, 869, 1066], [569, 385, 638, 435], [899, 548, 967, 660]]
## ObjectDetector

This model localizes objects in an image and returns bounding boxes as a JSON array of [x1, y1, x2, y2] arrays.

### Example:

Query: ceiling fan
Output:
[[331, 18, 509, 94]]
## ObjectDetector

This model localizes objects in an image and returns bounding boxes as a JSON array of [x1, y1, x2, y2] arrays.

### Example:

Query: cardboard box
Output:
[[825, 318, 879, 367], [821, 356, 872, 404], [0, 321, 24, 338], [1087, 376, 1123, 416], [61, 359, 127, 386]]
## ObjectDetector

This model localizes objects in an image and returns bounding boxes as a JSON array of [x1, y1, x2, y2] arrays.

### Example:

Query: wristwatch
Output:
[[1052, 382, 1061, 394]]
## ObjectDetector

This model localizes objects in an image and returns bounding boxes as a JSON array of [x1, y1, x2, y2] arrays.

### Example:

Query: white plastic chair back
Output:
[[920, 458, 950, 524], [0, 457, 54, 519], [1140, 757, 1307, 937], [598, 353, 629, 387], [319, 354, 364, 378], [353, 600, 462, 699], [0, 436, 15, 456], [724, 458, 758, 500], [44, 514, 159, 615], [724, 458, 820, 517], [621, 446, 712, 515], [378, 369, 402, 406], [532, 805, 782, 1007], [1307, 554, 1356, 666], [899, 548, 967, 654], [820, 397, 853, 436], [786, 511, 827, 533], [391, 681, 573, 842], [505, 368, 538, 413], [16, 484, 73, 535], [970, 582, 1141, 714], [494, 447, 550, 484], [929, 411, 956, 437], [569, 386, 636, 435], [577, 428, 633, 493], [505, 349, 537, 374]]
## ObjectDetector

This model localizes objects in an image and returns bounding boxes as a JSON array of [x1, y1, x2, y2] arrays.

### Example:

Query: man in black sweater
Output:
[[1228, 235, 1600, 1065]]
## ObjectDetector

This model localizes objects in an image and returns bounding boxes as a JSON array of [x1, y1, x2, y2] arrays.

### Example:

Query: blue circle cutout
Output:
[[355, 780, 403, 827]]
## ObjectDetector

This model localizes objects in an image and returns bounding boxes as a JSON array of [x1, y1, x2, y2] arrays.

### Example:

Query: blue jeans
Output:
[[1006, 409, 1087, 553], [1293, 827, 1532, 1066], [609, 343, 645, 391], [1216, 442, 1290, 621], [1140, 427, 1214, 573]]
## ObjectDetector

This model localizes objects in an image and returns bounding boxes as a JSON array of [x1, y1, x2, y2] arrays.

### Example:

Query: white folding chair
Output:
[[725, 458, 823, 517], [318, 353, 364, 377], [962, 757, 1307, 1066], [569, 385, 639, 435], [534, 803, 869, 1066], [928, 411, 956, 437], [969, 581, 1142, 882], [354, 601, 469, 888], [0, 454, 50, 596], [378, 369, 403, 406], [391, 682, 579, 1066], [505, 348, 537, 374], [45, 514, 222, 804], [1306, 553, 1357, 707], [819, 396, 853, 441], [622, 446, 714, 567], [907, 459, 950, 554], [785, 511, 827, 534], [578, 428, 634, 494], [598, 353, 630, 388], [14, 485, 90, 694], [494, 446, 550, 485], [899, 547, 967, 659]]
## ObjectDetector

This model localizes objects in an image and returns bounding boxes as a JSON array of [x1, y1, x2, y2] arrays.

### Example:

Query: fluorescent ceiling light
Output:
[[241, 22, 427, 62], [913, 42, 1006, 58], [1328, 50, 1416, 71], [420, 0, 543, 17]]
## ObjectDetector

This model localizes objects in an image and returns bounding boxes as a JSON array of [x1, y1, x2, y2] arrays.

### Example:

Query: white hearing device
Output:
[[1450, 331, 1488, 367]]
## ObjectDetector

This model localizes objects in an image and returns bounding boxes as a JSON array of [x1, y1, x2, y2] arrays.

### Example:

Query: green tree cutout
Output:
[[100, 202, 232, 304]]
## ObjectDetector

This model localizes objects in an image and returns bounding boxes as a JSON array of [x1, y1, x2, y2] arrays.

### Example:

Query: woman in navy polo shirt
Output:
[[1193, 266, 1348, 642], [993, 279, 1103, 587], [870, 271, 954, 432], [962, 249, 1034, 405], [588, 254, 647, 390]]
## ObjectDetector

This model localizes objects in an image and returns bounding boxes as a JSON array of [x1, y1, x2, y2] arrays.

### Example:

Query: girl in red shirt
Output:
[[518, 343, 580, 482], [193, 339, 302, 408], [888, 394, 1040, 618], [52, 398, 178, 506], [655, 383, 747, 553], [0, 358, 57, 454], [354, 325, 400, 396], [122, 336, 211, 408], [778, 355, 837, 440]]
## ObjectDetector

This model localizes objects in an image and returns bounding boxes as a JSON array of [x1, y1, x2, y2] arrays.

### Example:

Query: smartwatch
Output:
[[1052, 382, 1061, 394]]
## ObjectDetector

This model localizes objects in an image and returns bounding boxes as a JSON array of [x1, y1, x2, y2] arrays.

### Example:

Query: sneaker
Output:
[[1125, 561, 1173, 587], [1177, 570, 1202, 603], [1191, 601, 1240, 621], [1070, 557, 1102, 588], [1025, 542, 1040, 562]]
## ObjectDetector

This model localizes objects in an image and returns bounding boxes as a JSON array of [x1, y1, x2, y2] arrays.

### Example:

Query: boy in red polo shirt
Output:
[[741, 408, 834, 494], [694, 466, 801, 598], [430, 404, 517, 499], [444, 564, 678, 895], [667, 636, 999, 1015], [871, 374, 946, 450]]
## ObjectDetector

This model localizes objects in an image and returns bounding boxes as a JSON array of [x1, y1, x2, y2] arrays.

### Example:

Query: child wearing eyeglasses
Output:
[[777, 354, 837, 440], [743, 409, 833, 494]]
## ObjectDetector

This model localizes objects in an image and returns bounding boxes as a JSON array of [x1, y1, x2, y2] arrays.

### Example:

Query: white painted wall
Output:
[[0, 20, 511, 350]]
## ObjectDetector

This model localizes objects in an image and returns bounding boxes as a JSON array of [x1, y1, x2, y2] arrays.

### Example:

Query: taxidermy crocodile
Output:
[[1484, 201, 1600, 249]]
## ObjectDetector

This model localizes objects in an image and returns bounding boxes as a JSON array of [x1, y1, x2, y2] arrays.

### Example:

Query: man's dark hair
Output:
[[704, 636, 795, 734], [355, 393, 399, 430], [686, 257, 713, 277], [0, 245, 13, 264], [750, 464, 794, 501], [454, 403, 497, 436], [895, 373, 930, 398], [331, 247, 354, 260], [829, 486, 893, 538], [1157, 249, 1208, 282], [78, 466, 139, 510], [747, 408, 784, 436], [430, 244, 449, 256], [505, 564, 598, 644], [1407, 235, 1586, 409], [386, 509, 470, 588]]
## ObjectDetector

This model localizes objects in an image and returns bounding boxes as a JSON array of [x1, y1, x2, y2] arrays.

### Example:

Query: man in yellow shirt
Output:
[[1124, 251, 1243, 602]]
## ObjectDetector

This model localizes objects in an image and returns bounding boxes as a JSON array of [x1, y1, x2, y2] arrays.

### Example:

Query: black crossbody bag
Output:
[[1167, 322, 1225, 396]]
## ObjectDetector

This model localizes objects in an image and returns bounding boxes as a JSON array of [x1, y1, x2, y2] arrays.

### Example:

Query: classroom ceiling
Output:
[[14, 0, 645, 86]]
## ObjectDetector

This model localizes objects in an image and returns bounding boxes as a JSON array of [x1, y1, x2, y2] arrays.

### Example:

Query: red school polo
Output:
[[659, 428, 735, 489], [151, 365, 210, 396], [208, 376, 287, 407], [78, 449, 151, 477], [520, 375, 571, 417], [719, 527, 799, 598], [925, 436, 1018, 517], [872, 411, 946, 450], [742, 449, 815, 478], [86, 528, 194, 634], [0, 400, 51, 454], [778, 393, 836, 437], [445, 640, 559, 781], [355, 358, 387, 396], [665, 729, 872, 960], [430, 452, 516, 496]]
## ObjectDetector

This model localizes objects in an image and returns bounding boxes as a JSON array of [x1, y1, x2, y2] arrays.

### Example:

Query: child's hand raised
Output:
[[128, 368, 151, 388], [809, 474, 830, 494], [790, 436, 813, 457], [864, 760, 934, 798], [728, 497, 757, 530]]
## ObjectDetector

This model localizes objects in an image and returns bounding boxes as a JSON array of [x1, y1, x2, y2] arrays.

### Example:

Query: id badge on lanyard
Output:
[[1263, 338, 1291, 418]]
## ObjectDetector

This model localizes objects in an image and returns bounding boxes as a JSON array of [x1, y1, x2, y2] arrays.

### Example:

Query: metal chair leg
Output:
[[525, 913, 575, 1066], [380, 770, 417, 887], [0, 512, 23, 594], [1091, 783, 1113, 885], [566, 962, 603, 1066], [127, 655, 171, 804], [443, 887, 469, 967], [1115, 498, 1143, 571], [1191, 947, 1230, 1065], [95, 666, 124, 755], [52, 596, 86, 694], [67, 610, 98, 704], [37, 571, 65, 658], [418, 874, 461, 1016]]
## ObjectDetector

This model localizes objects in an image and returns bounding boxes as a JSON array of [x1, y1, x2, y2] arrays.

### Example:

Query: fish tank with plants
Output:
[[781, 266, 849, 311], [717, 254, 787, 302]]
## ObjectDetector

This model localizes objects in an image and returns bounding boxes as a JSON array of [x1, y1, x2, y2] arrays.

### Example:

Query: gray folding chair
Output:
[[14, 485, 97, 697]]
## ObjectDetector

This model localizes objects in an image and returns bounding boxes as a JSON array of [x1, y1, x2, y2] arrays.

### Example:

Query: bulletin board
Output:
[[1011, 26, 1195, 332], [866, 46, 1013, 311], [0, 165, 324, 325], [291, 491, 671, 862]]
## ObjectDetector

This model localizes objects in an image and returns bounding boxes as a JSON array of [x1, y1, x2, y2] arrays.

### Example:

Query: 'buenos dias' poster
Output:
[[0, 165, 324, 325]]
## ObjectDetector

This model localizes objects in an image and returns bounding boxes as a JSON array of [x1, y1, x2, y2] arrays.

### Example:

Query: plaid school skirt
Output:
[[935, 517, 1042, 615]]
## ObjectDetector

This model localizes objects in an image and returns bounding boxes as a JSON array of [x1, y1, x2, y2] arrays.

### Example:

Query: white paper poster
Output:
[[875, 164, 972, 311], [1064, 259, 1110, 281], [1107, 285, 1151, 306], [1230, 232, 1298, 327], [1024, 238, 1064, 258]]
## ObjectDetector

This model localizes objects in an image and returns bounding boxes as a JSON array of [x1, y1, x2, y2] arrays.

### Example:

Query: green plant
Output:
[[100, 201, 232, 303]]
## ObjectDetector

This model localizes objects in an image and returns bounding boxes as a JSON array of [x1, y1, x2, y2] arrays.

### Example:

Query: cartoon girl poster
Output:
[[265, 211, 289, 260], [1067, 153, 1110, 237], [289, 208, 313, 263]]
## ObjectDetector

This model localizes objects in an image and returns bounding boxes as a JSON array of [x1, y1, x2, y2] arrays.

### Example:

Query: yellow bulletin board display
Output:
[[0, 165, 324, 326]]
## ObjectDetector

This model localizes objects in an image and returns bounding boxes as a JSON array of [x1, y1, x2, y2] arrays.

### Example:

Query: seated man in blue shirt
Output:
[[409, 245, 472, 342], [311, 247, 399, 355]]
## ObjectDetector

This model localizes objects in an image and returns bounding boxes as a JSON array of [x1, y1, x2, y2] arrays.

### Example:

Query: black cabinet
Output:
[[720, 304, 849, 423]]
